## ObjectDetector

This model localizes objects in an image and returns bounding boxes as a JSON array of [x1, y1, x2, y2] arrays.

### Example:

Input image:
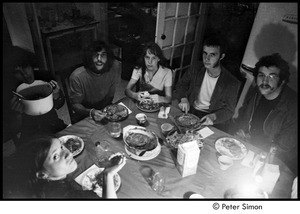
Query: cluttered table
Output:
[[56, 97, 295, 198]]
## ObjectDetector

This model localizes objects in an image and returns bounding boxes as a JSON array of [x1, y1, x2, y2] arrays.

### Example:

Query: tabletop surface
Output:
[[56, 97, 294, 199]]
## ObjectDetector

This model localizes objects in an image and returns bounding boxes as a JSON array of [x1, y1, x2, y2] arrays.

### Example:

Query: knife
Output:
[[138, 150, 147, 157]]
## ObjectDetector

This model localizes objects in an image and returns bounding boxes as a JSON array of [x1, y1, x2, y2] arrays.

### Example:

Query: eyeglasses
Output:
[[257, 73, 279, 80]]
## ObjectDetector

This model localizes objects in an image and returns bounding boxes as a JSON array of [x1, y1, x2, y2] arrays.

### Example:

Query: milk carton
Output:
[[176, 140, 200, 177]]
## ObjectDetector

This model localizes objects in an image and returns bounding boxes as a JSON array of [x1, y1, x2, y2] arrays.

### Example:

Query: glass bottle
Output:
[[252, 152, 267, 180], [267, 145, 277, 164]]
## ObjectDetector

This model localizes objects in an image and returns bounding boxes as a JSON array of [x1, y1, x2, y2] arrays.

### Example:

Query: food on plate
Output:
[[215, 137, 247, 160], [85, 170, 120, 194], [174, 113, 202, 130], [138, 98, 160, 111], [103, 104, 128, 121], [221, 138, 242, 156], [165, 129, 204, 149], [125, 132, 157, 151], [64, 138, 82, 153]]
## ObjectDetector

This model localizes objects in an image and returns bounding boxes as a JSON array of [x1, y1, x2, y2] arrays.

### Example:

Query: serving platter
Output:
[[215, 137, 247, 160], [59, 135, 84, 157], [123, 126, 161, 160]]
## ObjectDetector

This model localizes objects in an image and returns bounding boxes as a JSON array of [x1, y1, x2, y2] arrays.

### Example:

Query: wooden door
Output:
[[155, 2, 208, 84]]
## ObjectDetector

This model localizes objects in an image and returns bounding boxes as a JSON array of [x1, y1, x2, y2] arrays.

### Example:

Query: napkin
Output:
[[158, 106, 170, 119], [241, 150, 256, 168], [118, 102, 132, 114], [197, 127, 214, 139]]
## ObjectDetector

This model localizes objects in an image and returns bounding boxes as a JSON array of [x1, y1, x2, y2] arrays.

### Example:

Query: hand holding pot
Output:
[[48, 80, 60, 99]]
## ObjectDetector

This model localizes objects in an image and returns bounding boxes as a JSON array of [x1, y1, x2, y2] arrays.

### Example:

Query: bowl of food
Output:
[[122, 126, 160, 160], [165, 129, 204, 150]]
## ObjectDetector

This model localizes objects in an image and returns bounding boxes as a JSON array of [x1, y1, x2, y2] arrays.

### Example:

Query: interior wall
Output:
[[3, 3, 34, 53]]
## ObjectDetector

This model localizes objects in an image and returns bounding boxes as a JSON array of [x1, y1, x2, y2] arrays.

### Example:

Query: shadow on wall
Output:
[[254, 23, 297, 90]]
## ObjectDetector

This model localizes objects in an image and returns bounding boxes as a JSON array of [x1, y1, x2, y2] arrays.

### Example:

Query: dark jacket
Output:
[[234, 86, 298, 174], [174, 61, 240, 124]]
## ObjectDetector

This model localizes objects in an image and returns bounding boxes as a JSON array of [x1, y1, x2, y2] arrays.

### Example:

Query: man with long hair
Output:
[[69, 40, 119, 123]]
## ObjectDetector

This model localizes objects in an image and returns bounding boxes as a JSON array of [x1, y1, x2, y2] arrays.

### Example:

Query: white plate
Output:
[[59, 135, 84, 157], [215, 137, 247, 160], [125, 143, 161, 161], [80, 167, 121, 197]]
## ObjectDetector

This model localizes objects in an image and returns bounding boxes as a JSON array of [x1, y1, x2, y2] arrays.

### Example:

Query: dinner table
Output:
[[56, 97, 295, 199]]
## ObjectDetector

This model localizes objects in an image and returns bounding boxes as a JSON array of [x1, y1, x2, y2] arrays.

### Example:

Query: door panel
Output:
[[156, 2, 208, 85]]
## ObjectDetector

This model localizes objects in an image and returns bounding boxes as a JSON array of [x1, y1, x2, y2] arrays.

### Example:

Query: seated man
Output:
[[229, 53, 297, 175], [174, 35, 240, 130], [69, 40, 119, 123], [2, 46, 67, 147]]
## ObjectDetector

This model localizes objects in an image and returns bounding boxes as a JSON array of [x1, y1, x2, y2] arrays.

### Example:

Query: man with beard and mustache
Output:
[[174, 35, 240, 130], [69, 40, 119, 123], [230, 53, 297, 175]]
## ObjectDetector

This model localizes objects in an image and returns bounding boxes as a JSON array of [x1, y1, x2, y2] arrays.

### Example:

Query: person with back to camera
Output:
[[22, 135, 126, 198], [229, 53, 298, 175], [2, 46, 67, 147], [125, 42, 173, 104], [69, 40, 119, 123], [174, 34, 240, 131]]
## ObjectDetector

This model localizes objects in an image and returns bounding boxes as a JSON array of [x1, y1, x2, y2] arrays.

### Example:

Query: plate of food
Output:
[[165, 129, 204, 150], [80, 166, 121, 197], [174, 113, 202, 130], [123, 126, 161, 160], [102, 104, 129, 122], [136, 98, 161, 112], [215, 137, 247, 160], [59, 135, 84, 156]]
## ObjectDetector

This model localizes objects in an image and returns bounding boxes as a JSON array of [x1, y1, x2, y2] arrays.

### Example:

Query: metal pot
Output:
[[16, 80, 53, 116]]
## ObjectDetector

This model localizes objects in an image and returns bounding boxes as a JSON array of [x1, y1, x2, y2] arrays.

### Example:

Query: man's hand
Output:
[[49, 80, 60, 99], [178, 98, 190, 113], [92, 109, 107, 121], [10, 96, 24, 114], [234, 129, 251, 142], [200, 113, 216, 126]]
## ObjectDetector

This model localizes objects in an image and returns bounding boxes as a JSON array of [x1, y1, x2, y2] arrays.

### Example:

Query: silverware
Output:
[[139, 150, 147, 157], [12, 91, 26, 99]]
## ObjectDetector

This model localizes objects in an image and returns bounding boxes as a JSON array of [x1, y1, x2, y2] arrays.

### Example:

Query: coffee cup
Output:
[[161, 123, 174, 136], [136, 113, 147, 126]]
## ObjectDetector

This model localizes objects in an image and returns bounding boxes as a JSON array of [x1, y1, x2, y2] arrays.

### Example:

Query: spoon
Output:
[[12, 91, 26, 99]]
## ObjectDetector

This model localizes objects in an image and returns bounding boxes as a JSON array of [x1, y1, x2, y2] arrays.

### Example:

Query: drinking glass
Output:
[[95, 140, 114, 163], [109, 122, 121, 138], [140, 165, 166, 195]]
